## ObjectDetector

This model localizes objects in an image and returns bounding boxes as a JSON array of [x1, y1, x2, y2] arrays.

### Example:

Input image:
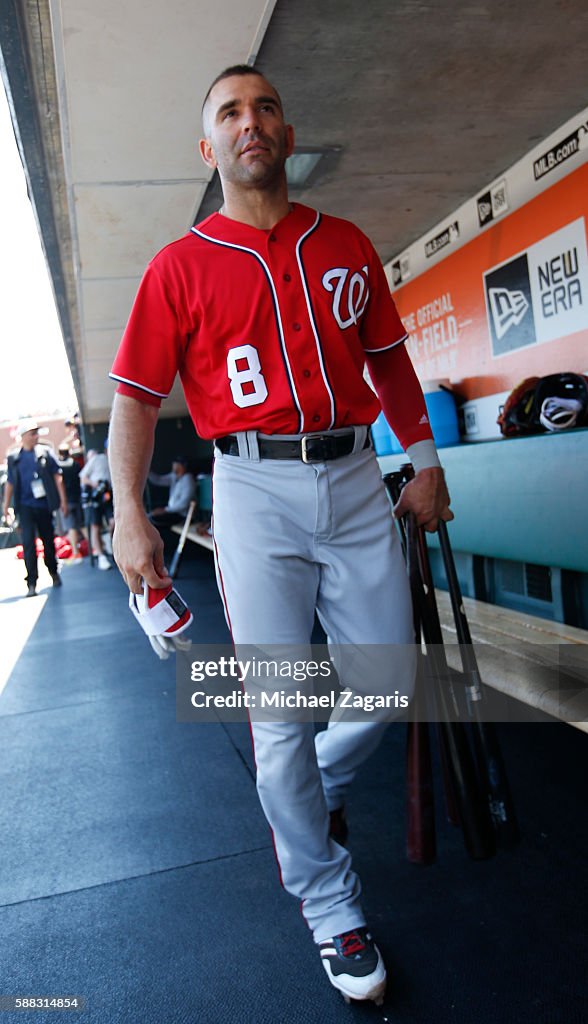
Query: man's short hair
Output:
[[173, 454, 189, 468], [201, 64, 282, 134]]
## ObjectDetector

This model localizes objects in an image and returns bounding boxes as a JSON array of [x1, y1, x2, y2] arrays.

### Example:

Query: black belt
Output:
[[215, 431, 371, 463]]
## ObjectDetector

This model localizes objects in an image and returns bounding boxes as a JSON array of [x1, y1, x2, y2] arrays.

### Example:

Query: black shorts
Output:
[[87, 501, 113, 526]]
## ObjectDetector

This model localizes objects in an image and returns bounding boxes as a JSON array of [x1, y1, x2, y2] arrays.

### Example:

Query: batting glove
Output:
[[129, 581, 193, 660]]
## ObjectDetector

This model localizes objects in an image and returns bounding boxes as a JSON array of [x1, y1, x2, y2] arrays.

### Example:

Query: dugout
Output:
[[376, 116, 588, 628], [3, 1, 587, 633], [1, 3, 588, 1023]]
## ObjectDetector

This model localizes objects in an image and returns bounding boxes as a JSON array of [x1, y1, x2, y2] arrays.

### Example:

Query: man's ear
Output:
[[285, 124, 295, 159], [199, 138, 217, 170]]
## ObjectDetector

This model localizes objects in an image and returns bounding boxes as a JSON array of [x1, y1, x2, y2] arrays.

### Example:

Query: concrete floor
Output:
[[0, 545, 586, 1023]]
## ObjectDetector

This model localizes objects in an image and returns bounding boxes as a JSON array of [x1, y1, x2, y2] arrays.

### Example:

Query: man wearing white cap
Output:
[[3, 418, 68, 597]]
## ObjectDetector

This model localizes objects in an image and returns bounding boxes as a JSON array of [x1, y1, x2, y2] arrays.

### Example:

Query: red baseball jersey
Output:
[[110, 203, 408, 438]]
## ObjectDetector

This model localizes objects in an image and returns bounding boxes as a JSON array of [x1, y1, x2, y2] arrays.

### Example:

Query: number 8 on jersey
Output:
[[227, 344, 269, 408]]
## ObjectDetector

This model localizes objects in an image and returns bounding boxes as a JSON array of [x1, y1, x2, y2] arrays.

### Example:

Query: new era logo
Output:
[[483, 251, 536, 355], [488, 287, 529, 340], [478, 198, 492, 225], [477, 180, 509, 229]]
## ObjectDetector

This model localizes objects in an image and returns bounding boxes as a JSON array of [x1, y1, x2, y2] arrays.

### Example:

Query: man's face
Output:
[[200, 74, 294, 190], [172, 461, 184, 477], [21, 429, 39, 451]]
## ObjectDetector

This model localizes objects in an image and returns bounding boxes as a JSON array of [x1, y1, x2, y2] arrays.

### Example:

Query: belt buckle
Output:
[[301, 433, 327, 464]]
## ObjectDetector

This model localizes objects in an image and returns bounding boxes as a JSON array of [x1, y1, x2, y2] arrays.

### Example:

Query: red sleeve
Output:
[[110, 260, 186, 401], [359, 236, 408, 354], [115, 382, 161, 408], [366, 343, 434, 449]]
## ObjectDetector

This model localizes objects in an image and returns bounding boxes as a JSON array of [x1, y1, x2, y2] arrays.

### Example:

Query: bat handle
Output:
[[436, 722, 461, 827]]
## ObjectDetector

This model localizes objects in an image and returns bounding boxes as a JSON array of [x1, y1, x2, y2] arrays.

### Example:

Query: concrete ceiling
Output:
[[2, 0, 588, 423]]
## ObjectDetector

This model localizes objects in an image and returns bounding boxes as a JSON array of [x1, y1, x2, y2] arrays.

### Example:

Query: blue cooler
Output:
[[375, 381, 460, 453], [423, 382, 460, 448], [370, 411, 403, 455]]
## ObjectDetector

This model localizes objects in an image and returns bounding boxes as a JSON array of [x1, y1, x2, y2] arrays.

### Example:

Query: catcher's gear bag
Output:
[[130, 580, 193, 659], [498, 373, 588, 437]]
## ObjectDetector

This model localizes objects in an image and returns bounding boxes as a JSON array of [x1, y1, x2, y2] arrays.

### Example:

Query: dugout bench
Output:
[[435, 591, 588, 734], [170, 500, 213, 560]]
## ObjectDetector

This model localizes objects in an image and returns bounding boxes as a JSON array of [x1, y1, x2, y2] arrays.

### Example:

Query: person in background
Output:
[[148, 455, 197, 528], [57, 445, 84, 559], [80, 442, 114, 570], [59, 414, 83, 463], [3, 418, 68, 596]]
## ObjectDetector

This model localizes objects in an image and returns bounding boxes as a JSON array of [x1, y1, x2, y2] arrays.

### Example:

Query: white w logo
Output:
[[322, 266, 370, 329]]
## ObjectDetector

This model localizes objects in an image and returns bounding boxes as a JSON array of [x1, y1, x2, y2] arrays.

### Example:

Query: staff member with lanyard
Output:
[[4, 418, 68, 597]]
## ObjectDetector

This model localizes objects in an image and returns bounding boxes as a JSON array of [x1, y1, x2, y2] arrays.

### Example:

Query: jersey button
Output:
[[312, 415, 321, 423], [283, 273, 291, 282], [293, 322, 301, 331], [303, 370, 311, 378]]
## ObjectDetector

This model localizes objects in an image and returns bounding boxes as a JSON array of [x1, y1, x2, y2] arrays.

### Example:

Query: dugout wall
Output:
[[379, 108, 588, 626]]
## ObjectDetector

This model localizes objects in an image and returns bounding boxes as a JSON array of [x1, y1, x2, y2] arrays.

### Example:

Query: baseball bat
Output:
[[435, 719, 461, 827], [385, 467, 495, 860], [385, 469, 469, 829], [385, 470, 436, 865], [168, 500, 196, 579], [386, 470, 494, 859], [409, 509, 462, 827], [409, 511, 496, 860], [437, 520, 521, 849], [405, 695, 436, 864], [389, 468, 463, 835], [405, 508, 436, 865]]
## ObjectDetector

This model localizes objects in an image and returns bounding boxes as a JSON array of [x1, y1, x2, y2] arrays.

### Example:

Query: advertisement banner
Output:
[[390, 164, 588, 401]]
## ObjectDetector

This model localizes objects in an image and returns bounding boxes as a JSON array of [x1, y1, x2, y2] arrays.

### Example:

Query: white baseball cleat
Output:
[[319, 927, 386, 1005]]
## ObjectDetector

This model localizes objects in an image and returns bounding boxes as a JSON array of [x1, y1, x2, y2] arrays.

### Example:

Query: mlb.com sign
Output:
[[483, 219, 588, 357]]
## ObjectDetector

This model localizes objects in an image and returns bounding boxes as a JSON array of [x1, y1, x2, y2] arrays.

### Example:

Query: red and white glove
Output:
[[129, 581, 193, 660]]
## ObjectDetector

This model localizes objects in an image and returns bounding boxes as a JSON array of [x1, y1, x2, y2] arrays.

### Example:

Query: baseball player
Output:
[[108, 65, 452, 1005]]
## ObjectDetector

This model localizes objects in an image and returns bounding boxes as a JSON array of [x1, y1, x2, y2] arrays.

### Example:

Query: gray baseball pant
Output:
[[212, 429, 416, 942]]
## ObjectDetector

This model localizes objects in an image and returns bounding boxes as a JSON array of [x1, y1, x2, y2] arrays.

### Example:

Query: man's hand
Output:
[[393, 466, 454, 533], [113, 505, 172, 593]]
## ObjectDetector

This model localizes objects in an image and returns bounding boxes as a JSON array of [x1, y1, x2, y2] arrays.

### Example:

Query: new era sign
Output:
[[484, 218, 588, 356]]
